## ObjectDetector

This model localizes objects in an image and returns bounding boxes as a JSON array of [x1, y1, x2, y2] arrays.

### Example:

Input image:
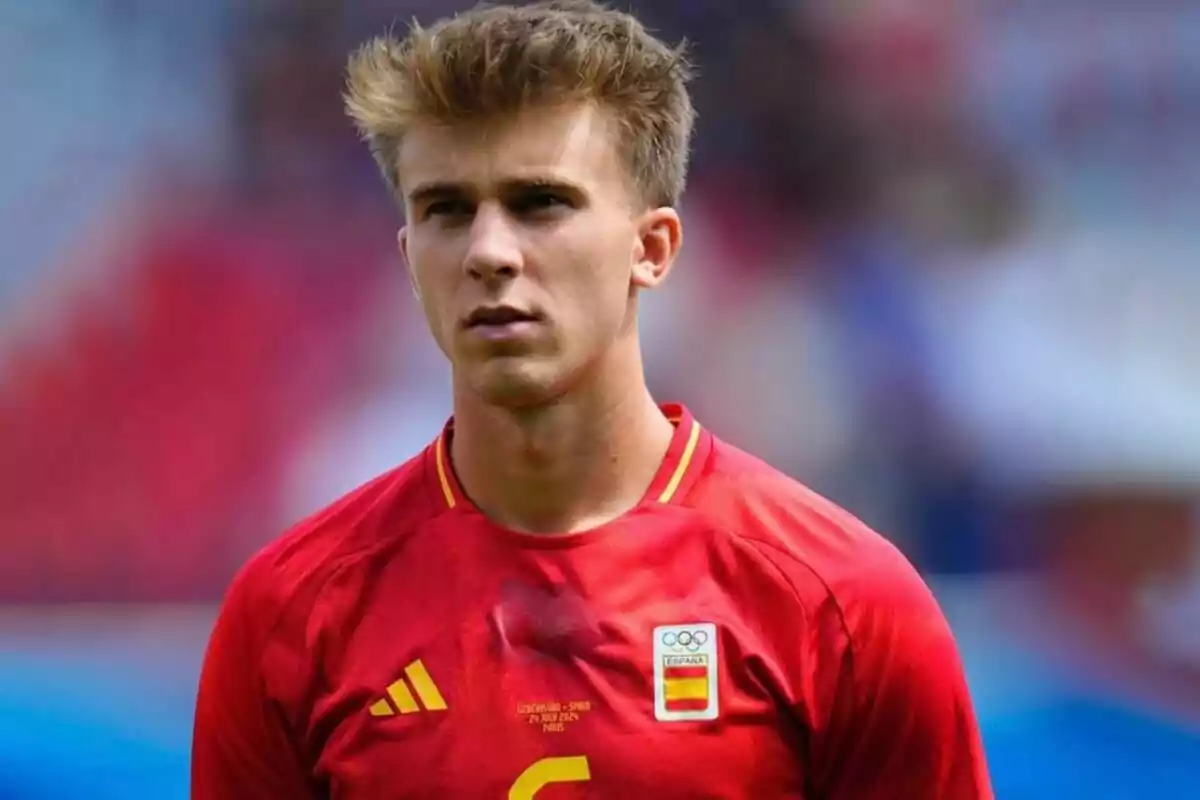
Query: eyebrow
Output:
[[406, 177, 587, 206]]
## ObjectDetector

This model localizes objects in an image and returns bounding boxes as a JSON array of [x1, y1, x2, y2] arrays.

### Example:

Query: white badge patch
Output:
[[653, 622, 719, 721]]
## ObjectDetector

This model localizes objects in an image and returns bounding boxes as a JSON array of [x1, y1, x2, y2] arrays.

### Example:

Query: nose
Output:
[[463, 203, 522, 283]]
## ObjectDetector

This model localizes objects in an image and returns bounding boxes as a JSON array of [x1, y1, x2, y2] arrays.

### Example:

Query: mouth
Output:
[[461, 305, 545, 344], [463, 305, 542, 329]]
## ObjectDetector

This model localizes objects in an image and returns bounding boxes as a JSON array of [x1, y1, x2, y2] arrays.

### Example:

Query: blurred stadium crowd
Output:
[[1, 1, 1198, 797]]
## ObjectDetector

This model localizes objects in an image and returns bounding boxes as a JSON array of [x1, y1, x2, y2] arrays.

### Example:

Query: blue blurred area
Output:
[[0, 623, 194, 798], [2, 0, 1199, 796]]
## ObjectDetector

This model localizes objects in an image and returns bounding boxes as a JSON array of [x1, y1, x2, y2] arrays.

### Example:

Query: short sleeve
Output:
[[191, 565, 318, 800], [809, 543, 993, 799]]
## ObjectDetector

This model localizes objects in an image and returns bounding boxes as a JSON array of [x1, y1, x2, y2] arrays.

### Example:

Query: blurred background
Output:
[[1, 0, 1199, 796]]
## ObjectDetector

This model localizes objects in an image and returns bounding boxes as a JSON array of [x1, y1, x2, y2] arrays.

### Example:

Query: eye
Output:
[[424, 199, 473, 220], [511, 191, 571, 216]]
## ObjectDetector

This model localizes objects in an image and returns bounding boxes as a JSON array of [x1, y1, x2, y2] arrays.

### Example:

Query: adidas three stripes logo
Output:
[[369, 659, 447, 717]]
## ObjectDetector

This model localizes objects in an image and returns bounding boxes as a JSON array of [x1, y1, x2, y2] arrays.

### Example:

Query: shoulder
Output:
[[687, 438, 936, 630], [220, 450, 436, 643], [689, 439, 904, 576]]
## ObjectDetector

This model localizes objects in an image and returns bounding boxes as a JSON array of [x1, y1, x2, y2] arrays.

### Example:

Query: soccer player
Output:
[[191, 1, 993, 797]]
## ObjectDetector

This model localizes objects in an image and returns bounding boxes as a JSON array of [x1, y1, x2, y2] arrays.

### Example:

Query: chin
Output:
[[466, 358, 567, 409]]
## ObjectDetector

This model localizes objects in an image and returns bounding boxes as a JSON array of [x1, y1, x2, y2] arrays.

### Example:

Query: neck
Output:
[[449, 350, 673, 535]]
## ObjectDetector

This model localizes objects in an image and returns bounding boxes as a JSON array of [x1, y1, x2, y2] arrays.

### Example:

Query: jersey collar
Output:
[[425, 402, 710, 513]]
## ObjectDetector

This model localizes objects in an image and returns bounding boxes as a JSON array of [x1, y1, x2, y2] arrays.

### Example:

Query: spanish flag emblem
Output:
[[654, 623, 719, 721], [663, 660, 710, 712]]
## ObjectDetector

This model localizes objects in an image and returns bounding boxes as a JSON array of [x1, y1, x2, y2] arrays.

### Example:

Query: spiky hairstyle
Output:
[[344, 0, 696, 207]]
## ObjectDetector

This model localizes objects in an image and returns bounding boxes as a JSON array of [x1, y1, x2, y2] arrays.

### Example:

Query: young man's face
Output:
[[397, 101, 679, 407]]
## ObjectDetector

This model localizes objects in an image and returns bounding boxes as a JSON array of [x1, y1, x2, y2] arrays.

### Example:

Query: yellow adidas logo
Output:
[[369, 659, 448, 717]]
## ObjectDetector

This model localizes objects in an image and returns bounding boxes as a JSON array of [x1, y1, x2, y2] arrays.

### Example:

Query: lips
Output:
[[464, 305, 541, 328]]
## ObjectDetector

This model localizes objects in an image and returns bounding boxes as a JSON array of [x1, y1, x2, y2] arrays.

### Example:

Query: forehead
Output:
[[397, 103, 630, 200]]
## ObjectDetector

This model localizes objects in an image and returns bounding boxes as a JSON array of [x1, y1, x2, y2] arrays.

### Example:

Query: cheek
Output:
[[409, 238, 456, 295], [565, 250, 631, 335], [421, 293, 457, 357], [407, 258, 456, 340]]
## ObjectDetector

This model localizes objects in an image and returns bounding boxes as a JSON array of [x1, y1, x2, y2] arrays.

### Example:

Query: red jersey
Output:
[[193, 404, 992, 799]]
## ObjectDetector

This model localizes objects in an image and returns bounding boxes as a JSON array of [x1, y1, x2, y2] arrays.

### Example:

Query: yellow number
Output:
[[508, 755, 590, 799]]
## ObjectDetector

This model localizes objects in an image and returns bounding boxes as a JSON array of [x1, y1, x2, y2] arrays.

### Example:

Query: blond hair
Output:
[[344, 0, 695, 208]]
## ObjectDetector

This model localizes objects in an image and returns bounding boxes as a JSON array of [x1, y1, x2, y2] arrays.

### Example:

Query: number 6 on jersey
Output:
[[509, 756, 591, 799]]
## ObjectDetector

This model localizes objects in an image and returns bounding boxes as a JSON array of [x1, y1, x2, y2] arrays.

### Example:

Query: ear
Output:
[[398, 226, 421, 302], [630, 206, 683, 290]]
